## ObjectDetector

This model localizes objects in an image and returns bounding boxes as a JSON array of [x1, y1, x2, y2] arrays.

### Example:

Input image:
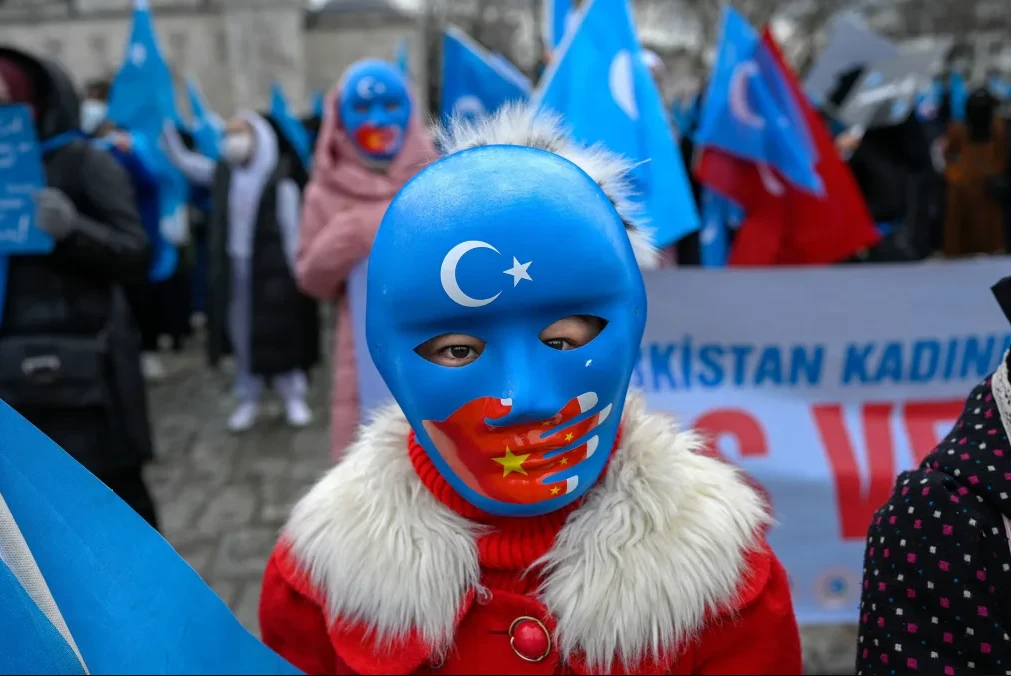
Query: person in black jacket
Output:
[[0, 47, 158, 529], [855, 278, 1011, 674], [161, 112, 319, 433]]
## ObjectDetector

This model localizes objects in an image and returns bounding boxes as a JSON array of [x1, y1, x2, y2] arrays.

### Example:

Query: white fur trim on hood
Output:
[[283, 393, 769, 671], [435, 103, 660, 270]]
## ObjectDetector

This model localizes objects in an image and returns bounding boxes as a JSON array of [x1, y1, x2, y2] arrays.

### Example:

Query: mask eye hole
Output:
[[415, 333, 486, 368], [353, 102, 368, 114], [383, 100, 400, 112], [540, 315, 607, 351]]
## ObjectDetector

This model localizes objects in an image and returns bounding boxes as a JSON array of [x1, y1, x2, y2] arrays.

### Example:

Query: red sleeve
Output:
[[693, 546, 802, 675], [259, 545, 353, 675]]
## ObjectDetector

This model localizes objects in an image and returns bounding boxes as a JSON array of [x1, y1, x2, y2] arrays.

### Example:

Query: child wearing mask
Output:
[[162, 113, 317, 431], [258, 105, 800, 675]]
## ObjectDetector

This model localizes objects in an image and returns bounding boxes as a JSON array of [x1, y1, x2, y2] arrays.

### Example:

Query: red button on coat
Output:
[[509, 616, 551, 662]]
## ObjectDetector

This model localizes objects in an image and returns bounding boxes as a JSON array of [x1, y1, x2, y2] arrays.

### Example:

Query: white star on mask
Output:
[[503, 257, 533, 287]]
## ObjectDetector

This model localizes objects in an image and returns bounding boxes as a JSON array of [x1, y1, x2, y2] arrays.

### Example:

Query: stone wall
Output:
[[0, 1, 309, 117]]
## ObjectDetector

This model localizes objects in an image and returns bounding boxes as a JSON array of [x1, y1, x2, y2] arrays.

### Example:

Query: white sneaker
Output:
[[141, 353, 167, 382], [284, 398, 313, 428], [228, 402, 260, 432]]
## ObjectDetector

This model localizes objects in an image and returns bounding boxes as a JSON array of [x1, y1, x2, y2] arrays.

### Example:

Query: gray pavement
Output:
[[144, 339, 857, 674], [145, 343, 333, 637]]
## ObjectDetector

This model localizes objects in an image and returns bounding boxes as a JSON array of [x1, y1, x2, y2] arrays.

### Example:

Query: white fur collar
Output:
[[284, 393, 769, 670], [991, 350, 1011, 439]]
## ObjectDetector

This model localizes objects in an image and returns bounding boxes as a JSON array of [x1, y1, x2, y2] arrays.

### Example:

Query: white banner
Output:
[[352, 257, 1011, 624]]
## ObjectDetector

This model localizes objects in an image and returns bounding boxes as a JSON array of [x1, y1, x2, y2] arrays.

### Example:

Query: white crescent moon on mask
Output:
[[356, 76, 377, 100], [729, 61, 765, 129], [441, 241, 503, 308]]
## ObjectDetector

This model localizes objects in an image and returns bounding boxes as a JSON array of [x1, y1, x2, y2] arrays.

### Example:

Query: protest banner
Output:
[[0, 104, 54, 255], [352, 256, 1011, 624]]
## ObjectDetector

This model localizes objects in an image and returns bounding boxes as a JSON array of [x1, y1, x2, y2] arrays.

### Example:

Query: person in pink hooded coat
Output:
[[297, 59, 439, 459]]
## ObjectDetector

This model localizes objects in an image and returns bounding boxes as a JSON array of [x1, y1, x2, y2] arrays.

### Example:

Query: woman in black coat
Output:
[[0, 47, 157, 528], [161, 112, 319, 433]]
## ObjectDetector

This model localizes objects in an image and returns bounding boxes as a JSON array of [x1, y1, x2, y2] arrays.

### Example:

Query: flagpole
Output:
[[530, 0, 596, 106], [541, 0, 553, 56]]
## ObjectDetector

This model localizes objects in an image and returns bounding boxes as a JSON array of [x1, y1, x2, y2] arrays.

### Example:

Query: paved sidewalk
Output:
[[145, 344, 332, 636]]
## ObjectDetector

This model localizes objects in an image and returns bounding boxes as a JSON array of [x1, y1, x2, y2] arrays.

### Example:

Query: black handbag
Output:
[[0, 331, 112, 410]]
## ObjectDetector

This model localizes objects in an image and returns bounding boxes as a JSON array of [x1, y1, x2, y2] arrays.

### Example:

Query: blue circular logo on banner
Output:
[[813, 568, 860, 610]]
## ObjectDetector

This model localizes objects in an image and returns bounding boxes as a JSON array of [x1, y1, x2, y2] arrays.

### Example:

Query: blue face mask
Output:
[[338, 59, 412, 161], [367, 146, 647, 517]]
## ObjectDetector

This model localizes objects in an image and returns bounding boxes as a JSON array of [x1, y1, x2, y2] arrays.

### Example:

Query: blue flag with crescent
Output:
[[0, 399, 304, 675], [107, 0, 177, 141], [185, 78, 224, 160], [108, 0, 189, 246], [441, 26, 531, 124], [270, 82, 313, 170], [533, 0, 700, 247], [695, 6, 823, 196]]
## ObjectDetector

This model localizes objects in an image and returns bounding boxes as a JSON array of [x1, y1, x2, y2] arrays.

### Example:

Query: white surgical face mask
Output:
[[80, 99, 107, 135], [221, 132, 254, 165]]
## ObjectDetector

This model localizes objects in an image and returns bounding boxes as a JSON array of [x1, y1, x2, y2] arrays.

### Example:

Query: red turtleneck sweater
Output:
[[407, 431, 585, 596]]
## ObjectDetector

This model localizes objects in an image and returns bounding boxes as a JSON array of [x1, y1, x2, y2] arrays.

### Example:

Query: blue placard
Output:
[[0, 105, 54, 255]]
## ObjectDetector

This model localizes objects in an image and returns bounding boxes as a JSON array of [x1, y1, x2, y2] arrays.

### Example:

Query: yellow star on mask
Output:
[[559, 457, 568, 466], [564, 433, 574, 442], [492, 446, 530, 477], [550, 486, 561, 496]]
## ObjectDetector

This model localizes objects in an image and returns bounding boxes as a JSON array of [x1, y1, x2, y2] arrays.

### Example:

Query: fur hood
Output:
[[283, 393, 769, 670]]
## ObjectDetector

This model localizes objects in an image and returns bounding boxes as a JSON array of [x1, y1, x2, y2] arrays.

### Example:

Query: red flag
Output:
[[695, 28, 879, 266]]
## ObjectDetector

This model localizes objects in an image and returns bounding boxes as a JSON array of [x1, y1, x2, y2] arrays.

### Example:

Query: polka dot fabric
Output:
[[856, 372, 1011, 675]]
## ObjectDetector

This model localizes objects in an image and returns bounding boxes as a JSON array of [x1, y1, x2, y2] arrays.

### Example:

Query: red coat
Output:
[[259, 397, 802, 675], [261, 540, 800, 675]]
